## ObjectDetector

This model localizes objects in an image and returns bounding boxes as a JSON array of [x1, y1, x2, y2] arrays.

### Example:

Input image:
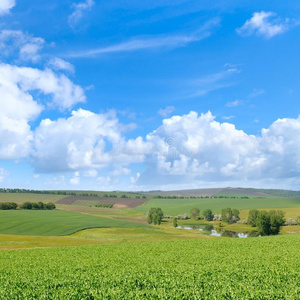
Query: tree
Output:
[[256, 211, 270, 236], [256, 210, 285, 236], [173, 217, 178, 228], [45, 202, 56, 210], [20, 202, 32, 210], [247, 209, 259, 227], [232, 209, 240, 220], [147, 207, 164, 225], [190, 208, 200, 220], [221, 208, 233, 224], [203, 209, 213, 221], [269, 210, 285, 235], [37, 201, 44, 210]]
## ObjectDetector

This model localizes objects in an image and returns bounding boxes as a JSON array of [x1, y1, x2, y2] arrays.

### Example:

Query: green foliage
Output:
[[147, 207, 164, 225], [173, 217, 178, 228], [247, 209, 259, 227], [255, 210, 285, 236], [0, 210, 150, 236], [0, 202, 18, 210], [18, 202, 56, 210], [0, 236, 300, 298], [221, 208, 239, 224], [190, 207, 200, 220], [202, 208, 213, 221], [221, 208, 233, 223]]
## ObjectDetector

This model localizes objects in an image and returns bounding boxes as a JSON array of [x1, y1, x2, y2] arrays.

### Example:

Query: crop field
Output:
[[0, 210, 149, 236], [56, 195, 148, 208], [0, 234, 300, 299], [0, 193, 64, 204], [138, 196, 300, 216]]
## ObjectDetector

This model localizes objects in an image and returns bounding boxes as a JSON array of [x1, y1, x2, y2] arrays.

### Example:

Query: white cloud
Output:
[[0, 0, 15, 15], [158, 106, 175, 117], [48, 57, 75, 73], [237, 11, 289, 38], [183, 66, 240, 99], [70, 172, 80, 185], [248, 89, 265, 98], [69, 19, 219, 57], [0, 168, 9, 182], [0, 63, 85, 159], [130, 172, 140, 184], [0, 30, 45, 62], [226, 99, 243, 107], [110, 167, 131, 177], [1, 63, 85, 110], [32, 109, 125, 172], [83, 169, 98, 178], [68, 0, 95, 28]]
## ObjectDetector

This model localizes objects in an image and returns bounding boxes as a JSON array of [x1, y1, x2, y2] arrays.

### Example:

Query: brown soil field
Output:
[[56, 196, 148, 208]]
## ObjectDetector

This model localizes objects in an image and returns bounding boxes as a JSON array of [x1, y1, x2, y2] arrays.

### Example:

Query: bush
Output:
[[0, 202, 18, 210], [20, 202, 32, 210], [45, 202, 56, 210], [285, 218, 298, 226], [173, 217, 178, 228], [190, 208, 200, 220], [176, 213, 190, 220], [203, 209, 214, 221]]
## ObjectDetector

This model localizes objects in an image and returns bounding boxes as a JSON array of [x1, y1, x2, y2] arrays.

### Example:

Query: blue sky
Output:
[[0, 0, 300, 191]]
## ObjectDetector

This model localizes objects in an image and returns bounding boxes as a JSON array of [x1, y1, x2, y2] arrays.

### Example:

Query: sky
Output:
[[0, 0, 300, 191]]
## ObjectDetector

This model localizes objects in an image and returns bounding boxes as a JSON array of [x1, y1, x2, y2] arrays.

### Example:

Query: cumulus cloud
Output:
[[27, 109, 300, 189], [0, 0, 15, 15], [68, 0, 94, 28], [31, 109, 125, 172], [0, 63, 85, 159], [1, 63, 85, 110], [237, 11, 289, 38]]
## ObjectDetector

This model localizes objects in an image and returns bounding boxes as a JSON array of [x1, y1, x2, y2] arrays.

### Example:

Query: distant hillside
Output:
[[144, 187, 300, 198]]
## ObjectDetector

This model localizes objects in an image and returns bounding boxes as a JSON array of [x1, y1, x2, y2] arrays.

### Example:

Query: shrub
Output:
[[203, 209, 214, 221], [190, 208, 200, 220], [173, 217, 178, 228]]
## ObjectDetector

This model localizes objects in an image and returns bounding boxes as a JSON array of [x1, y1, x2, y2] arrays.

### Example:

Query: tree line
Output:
[[0, 202, 56, 210]]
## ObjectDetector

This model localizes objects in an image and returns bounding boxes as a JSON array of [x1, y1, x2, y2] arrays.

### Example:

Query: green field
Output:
[[138, 196, 300, 215], [0, 235, 300, 298], [0, 192, 64, 203], [0, 210, 149, 236]]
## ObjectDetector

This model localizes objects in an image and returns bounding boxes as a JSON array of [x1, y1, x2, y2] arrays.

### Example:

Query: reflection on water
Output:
[[177, 225, 203, 231], [177, 225, 259, 238]]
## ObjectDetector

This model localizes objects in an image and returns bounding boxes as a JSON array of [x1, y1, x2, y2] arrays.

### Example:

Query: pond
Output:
[[177, 225, 259, 238]]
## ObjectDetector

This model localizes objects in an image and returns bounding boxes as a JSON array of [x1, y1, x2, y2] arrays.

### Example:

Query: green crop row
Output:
[[0, 234, 299, 299]]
